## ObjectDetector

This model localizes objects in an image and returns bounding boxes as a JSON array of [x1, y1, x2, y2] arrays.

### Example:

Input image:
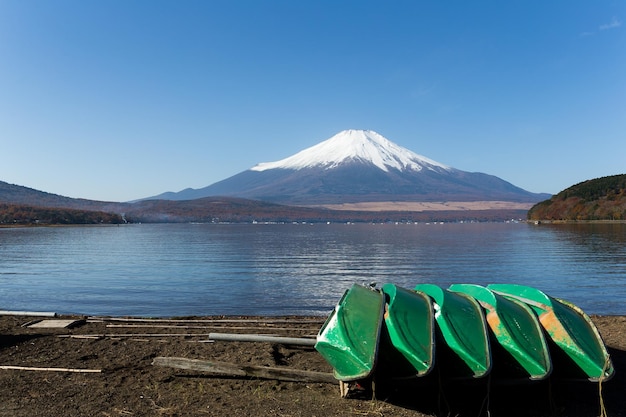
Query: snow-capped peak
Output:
[[251, 129, 450, 173]]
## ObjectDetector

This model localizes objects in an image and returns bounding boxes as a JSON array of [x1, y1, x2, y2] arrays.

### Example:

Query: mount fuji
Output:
[[149, 130, 549, 206]]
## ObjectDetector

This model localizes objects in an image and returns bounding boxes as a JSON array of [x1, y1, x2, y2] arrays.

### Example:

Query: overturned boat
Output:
[[415, 283, 491, 379], [314, 283, 384, 382], [379, 283, 435, 378]]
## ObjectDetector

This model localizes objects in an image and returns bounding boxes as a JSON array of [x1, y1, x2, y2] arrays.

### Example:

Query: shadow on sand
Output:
[[0, 333, 42, 350], [353, 346, 625, 417]]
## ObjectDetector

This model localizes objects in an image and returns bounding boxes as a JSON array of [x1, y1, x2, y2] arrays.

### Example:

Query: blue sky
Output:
[[1, 1, 624, 202]]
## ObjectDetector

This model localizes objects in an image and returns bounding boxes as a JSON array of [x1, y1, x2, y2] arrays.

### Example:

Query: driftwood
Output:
[[57, 335, 103, 340], [152, 356, 336, 383], [0, 365, 101, 373]]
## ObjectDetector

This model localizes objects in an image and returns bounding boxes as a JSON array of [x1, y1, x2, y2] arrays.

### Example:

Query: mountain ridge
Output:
[[0, 181, 528, 224]]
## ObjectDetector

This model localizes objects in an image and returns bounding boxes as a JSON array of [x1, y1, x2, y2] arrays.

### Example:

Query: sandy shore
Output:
[[0, 314, 624, 416]]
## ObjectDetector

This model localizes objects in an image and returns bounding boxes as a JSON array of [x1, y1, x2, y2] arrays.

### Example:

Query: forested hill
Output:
[[528, 174, 626, 221], [0, 203, 124, 225]]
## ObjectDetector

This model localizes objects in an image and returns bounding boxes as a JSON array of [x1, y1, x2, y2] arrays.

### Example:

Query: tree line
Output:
[[0, 204, 124, 225]]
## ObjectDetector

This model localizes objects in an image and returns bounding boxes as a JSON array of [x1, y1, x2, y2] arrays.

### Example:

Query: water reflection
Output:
[[519, 223, 626, 314]]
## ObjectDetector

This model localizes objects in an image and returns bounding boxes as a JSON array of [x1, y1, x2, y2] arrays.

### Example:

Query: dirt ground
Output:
[[0, 314, 624, 417]]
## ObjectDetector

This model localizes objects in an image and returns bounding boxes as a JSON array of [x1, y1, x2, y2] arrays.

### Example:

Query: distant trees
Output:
[[528, 174, 626, 221], [558, 175, 626, 202]]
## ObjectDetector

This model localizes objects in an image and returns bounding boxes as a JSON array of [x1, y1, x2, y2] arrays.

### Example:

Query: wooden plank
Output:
[[152, 357, 336, 383], [28, 319, 84, 329]]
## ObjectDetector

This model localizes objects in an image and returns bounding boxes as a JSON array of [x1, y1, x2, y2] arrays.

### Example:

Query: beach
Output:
[[0, 314, 624, 417]]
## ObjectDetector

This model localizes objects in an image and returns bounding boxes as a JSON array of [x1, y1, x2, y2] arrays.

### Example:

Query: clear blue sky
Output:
[[1, 1, 624, 202]]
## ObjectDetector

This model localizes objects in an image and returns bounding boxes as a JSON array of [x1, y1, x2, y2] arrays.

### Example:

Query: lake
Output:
[[0, 222, 624, 317]]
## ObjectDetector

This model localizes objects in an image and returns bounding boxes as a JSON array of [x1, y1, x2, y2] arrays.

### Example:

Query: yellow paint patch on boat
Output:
[[540, 310, 569, 340], [486, 311, 501, 330]]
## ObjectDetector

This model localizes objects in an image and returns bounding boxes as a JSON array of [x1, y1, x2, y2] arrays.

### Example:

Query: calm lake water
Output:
[[0, 222, 624, 317]]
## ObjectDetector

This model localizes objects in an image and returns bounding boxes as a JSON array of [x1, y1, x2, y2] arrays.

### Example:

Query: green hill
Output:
[[528, 174, 626, 221]]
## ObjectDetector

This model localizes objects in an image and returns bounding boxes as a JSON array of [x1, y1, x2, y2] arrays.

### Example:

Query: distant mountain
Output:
[[148, 130, 550, 205], [528, 174, 626, 221]]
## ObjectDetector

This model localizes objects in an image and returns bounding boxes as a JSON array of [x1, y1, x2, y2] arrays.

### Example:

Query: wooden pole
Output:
[[152, 357, 336, 383], [0, 365, 101, 373], [105, 324, 319, 332], [208, 332, 316, 346], [89, 317, 324, 324], [58, 333, 211, 338]]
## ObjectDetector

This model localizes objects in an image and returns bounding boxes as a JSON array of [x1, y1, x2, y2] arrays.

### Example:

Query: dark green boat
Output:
[[379, 283, 434, 378], [488, 284, 615, 381], [450, 284, 552, 380], [414, 283, 491, 378], [315, 283, 385, 382]]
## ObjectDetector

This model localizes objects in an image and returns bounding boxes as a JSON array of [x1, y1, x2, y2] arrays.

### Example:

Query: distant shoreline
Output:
[[4, 220, 626, 227], [304, 200, 535, 212]]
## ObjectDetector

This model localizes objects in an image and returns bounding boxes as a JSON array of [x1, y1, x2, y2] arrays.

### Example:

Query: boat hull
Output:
[[415, 283, 491, 378], [379, 283, 434, 378], [315, 284, 385, 381]]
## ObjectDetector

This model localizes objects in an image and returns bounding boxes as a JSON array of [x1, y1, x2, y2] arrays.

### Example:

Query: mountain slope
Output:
[[0, 181, 127, 212], [150, 130, 549, 205]]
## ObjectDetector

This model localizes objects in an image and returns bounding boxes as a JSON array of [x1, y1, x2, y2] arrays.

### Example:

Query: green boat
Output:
[[315, 283, 385, 382], [379, 283, 434, 378], [450, 284, 552, 380], [488, 284, 615, 381], [414, 283, 491, 378]]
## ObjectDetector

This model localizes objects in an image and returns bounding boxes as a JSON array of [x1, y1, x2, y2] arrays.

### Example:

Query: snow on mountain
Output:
[[251, 129, 450, 173]]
